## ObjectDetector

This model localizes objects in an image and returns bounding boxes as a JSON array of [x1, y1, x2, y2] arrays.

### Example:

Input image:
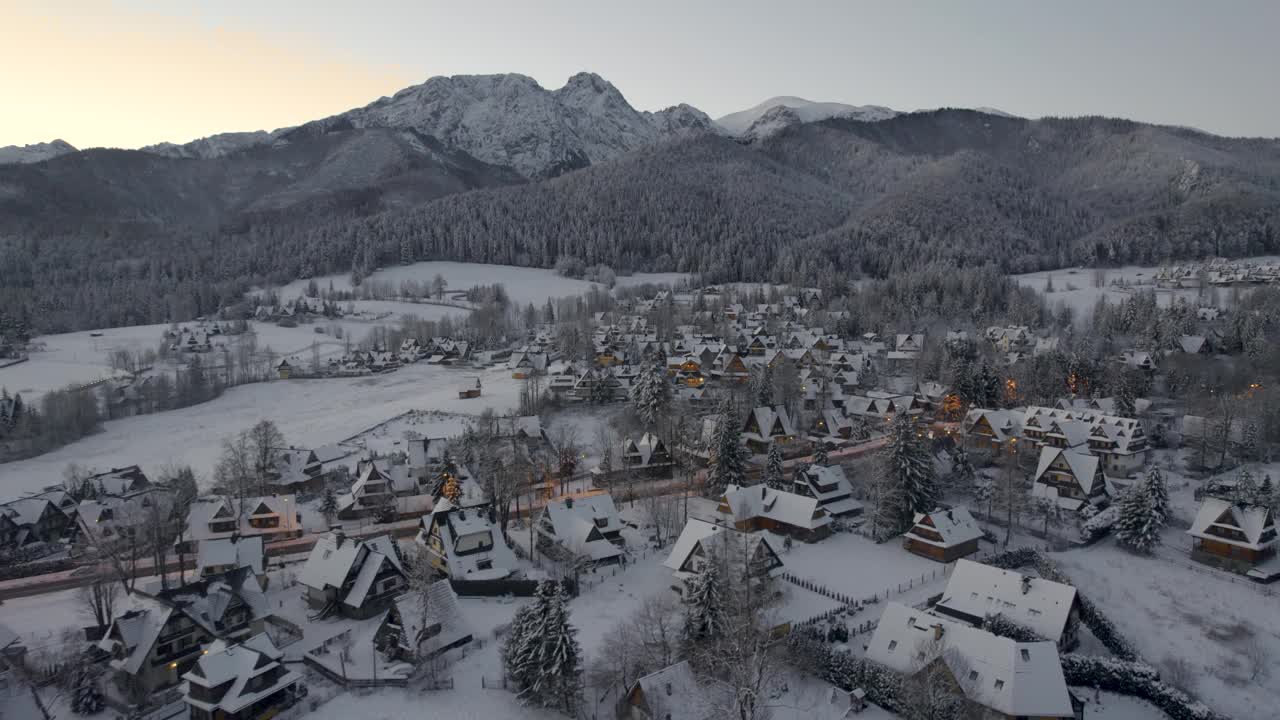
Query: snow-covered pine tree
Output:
[[534, 583, 583, 714], [1235, 469, 1259, 506], [764, 443, 787, 492], [631, 360, 671, 428], [1144, 466, 1169, 526], [751, 364, 775, 407], [812, 443, 829, 467], [1259, 474, 1276, 511], [874, 413, 937, 535], [707, 399, 746, 497], [503, 584, 552, 695], [681, 560, 728, 648], [319, 485, 338, 523], [1115, 477, 1162, 554]]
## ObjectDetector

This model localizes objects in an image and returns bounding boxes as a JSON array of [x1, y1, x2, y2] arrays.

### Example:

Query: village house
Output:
[[180, 495, 303, 553], [84, 465, 151, 496], [297, 531, 406, 619], [793, 464, 864, 519], [741, 405, 797, 454], [903, 507, 983, 563], [865, 602, 1080, 720], [0, 493, 75, 549], [537, 493, 625, 565], [182, 633, 304, 720], [99, 569, 269, 699], [416, 499, 518, 580], [266, 447, 326, 494], [964, 405, 1149, 478], [99, 604, 212, 697], [337, 460, 429, 521], [618, 660, 725, 720], [1118, 348, 1158, 373], [76, 486, 173, 545], [613, 432, 674, 479], [375, 579, 473, 663], [719, 483, 832, 542], [1186, 496, 1278, 578], [196, 535, 266, 583], [931, 559, 1081, 650], [1031, 446, 1110, 513], [663, 519, 785, 597]]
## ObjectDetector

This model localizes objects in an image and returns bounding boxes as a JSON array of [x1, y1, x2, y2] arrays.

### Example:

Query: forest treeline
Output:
[[2, 111, 1278, 334]]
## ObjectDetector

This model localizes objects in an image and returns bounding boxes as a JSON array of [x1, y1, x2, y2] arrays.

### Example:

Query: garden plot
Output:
[[1049, 539, 1280, 720]]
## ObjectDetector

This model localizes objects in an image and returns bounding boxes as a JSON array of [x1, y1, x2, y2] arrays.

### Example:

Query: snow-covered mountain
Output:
[[312, 72, 716, 178], [142, 129, 291, 159], [0, 139, 77, 165], [716, 96, 897, 138]]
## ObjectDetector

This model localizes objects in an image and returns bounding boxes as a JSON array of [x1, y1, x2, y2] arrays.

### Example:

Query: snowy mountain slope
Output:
[[142, 129, 291, 159], [716, 96, 897, 137], [643, 103, 723, 136], [0, 139, 77, 165], [310, 72, 712, 178]]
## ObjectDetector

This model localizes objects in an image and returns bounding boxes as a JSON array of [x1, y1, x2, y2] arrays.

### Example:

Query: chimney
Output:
[[1021, 575, 1032, 595], [932, 624, 945, 641], [332, 528, 345, 548]]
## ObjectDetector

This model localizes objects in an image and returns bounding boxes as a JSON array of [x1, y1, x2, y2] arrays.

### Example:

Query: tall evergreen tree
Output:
[[681, 561, 728, 647], [707, 399, 746, 497], [873, 413, 937, 537], [764, 443, 787, 492], [1115, 468, 1167, 554]]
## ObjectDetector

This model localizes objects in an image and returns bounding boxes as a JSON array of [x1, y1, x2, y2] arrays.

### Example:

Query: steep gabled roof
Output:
[[866, 602, 1074, 718]]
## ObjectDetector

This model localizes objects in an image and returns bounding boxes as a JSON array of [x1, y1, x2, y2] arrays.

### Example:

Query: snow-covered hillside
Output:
[[327, 72, 716, 178], [716, 96, 897, 137], [0, 139, 76, 164], [141, 129, 290, 159]]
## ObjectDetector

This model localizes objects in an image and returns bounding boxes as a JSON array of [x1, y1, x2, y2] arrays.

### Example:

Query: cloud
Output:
[[0, 1, 415, 148]]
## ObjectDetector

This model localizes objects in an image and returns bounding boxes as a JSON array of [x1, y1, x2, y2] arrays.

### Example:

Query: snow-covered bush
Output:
[[1079, 504, 1119, 543]]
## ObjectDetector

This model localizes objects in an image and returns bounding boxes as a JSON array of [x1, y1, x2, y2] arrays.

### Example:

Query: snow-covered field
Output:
[[269, 260, 691, 307], [0, 363, 522, 497], [1, 307, 463, 407], [1015, 257, 1278, 323]]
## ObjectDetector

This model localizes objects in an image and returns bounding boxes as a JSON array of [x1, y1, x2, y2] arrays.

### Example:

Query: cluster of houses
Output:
[[1154, 259, 1280, 288], [276, 336, 474, 379]]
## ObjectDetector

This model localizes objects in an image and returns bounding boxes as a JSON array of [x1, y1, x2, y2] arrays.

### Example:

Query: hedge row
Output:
[[984, 547, 1139, 662], [1062, 654, 1228, 720]]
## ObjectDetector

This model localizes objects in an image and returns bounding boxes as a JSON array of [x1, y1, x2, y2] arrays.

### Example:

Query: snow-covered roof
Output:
[[663, 519, 784, 579], [184, 633, 299, 714], [629, 660, 708, 720], [419, 500, 519, 579], [1033, 446, 1102, 494], [905, 507, 983, 548], [866, 602, 1074, 718], [197, 536, 265, 576], [722, 484, 830, 531], [933, 560, 1078, 641], [184, 494, 300, 543], [297, 532, 404, 607], [540, 494, 625, 562], [389, 580, 473, 656], [1187, 496, 1277, 551], [98, 603, 172, 674]]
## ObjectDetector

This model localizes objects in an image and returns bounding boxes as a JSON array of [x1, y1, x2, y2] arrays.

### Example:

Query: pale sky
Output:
[[3, 0, 1278, 149]]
